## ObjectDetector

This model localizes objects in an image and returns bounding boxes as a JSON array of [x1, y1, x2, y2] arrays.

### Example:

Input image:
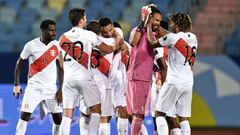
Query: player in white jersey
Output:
[[59, 8, 122, 135], [13, 19, 63, 135], [110, 21, 131, 135], [147, 12, 198, 135]]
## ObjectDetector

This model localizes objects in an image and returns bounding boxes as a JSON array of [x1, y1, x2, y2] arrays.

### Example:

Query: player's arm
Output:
[[13, 57, 24, 98], [146, 23, 161, 48], [55, 52, 64, 104], [156, 57, 167, 83], [97, 36, 122, 54]]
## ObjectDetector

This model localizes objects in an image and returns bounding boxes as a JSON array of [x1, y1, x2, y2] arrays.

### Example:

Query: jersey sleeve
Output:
[[99, 37, 115, 45], [87, 31, 102, 47], [20, 43, 31, 60], [154, 47, 164, 60], [158, 33, 175, 47], [129, 27, 137, 43]]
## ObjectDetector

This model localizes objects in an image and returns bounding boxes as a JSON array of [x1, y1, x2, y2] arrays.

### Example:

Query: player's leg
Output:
[[155, 83, 181, 135], [16, 86, 42, 135], [81, 79, 101, 135], [79, 98, 90, 135], [166, 117, 181, 135], [176, 84, 193, 135], [117, 106, 128, 135], [51, 113, 62, 135], [60, 81, 79, 135], [99, 87, 113, 135]]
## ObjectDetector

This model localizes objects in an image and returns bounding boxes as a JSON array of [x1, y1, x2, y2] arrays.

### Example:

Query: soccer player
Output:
[[151, 20, 168, 135], [13, 19, 63, 135], [126, 4, 163, 134], [59, 8, 122, 135], [147, 12, 198, 135], [111, 21, 130, 135]]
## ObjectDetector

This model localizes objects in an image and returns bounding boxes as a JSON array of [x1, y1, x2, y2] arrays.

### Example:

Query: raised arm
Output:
[[147, 23, 161, 48], [97, 36, 122, 54]]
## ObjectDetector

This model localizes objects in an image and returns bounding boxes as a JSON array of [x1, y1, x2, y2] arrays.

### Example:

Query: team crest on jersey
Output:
[[50, 50, 55, 57]]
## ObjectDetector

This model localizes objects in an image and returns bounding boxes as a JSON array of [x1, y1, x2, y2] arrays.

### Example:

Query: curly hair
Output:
[[169, 12, 192, 32]]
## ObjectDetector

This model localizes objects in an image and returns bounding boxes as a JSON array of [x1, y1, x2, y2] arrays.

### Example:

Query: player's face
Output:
[[45, 24, 56, 41], [151, 13, 162, 32], [170, 21, 178, 33], [101, 24, 114, 38]]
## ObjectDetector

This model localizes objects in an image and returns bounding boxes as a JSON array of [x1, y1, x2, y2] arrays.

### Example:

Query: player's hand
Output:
[[55, 90, 62, 105], [13, 85, 22, 98]]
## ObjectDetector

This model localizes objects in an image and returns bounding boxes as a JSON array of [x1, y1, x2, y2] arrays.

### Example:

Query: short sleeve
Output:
[[154, 47, 164, 60], [88, 31, 102, 47], [129, 27, 137, 43], [99, 37, 115, 45], [158, 33, 175, 47], [20, 43, 31, 60]]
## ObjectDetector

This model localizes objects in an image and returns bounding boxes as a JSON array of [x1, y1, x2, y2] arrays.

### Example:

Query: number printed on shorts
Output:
[[61, 41, 84, 61]]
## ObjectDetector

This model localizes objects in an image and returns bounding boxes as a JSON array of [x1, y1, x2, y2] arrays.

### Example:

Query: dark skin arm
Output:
[[129, 30, 143, 47], [156, 57, 167, 83], [55, 52, 64, 104], [13, 57, 24, 98]]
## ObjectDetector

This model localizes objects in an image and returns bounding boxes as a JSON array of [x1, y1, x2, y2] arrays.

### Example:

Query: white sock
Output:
[[88, 113, 101, 135], [60, 116, 72, 135], [117, 117, 128, 135], [180, 120, 190, 135], [140, 124, 148, 135], [52, 124, 60, 135], [80, 116, 89, 135], [99, 123, 110, 135], [15, 119, 28, 135], [170, 128, 181, 135], [156, 116, 168, 135]]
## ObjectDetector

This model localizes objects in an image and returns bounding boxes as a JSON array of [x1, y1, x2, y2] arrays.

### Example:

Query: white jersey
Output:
[[20, 37, 60, 91], [91, 37, 114, 89], [159, 32, 198, 85], [59, 27, 102, 81]]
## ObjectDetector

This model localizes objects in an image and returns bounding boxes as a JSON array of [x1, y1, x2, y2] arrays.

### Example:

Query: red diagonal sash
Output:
[[29, 45, 59, 78], [91, 52, 111, 77], [175, 38, 195, 67], [60, 35, 89, 69]]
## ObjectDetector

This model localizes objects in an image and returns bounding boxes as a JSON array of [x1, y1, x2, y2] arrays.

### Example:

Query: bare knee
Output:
[[118, 106, 128, 119], [166, 116, 179, 129], [89, 103, 101, 114], [155, 111, 166, 117], [63, 108, 74, 119], [178, 116, 188, 122]]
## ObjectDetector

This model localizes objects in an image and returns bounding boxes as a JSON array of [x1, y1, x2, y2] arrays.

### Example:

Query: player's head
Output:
[[68, 8, 86, 28], [149, 6, 162, 32], [86, 20, 101, 35], [169, 12, 192, 33], [99, 17, 113, 38], [40, 19, 56, 41]]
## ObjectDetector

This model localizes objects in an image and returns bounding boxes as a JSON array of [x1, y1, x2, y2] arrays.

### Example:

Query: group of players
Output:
[[13, 3, 198, 135]]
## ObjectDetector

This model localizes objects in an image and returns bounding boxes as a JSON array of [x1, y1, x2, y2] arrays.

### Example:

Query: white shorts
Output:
[[62, 79, 101, 109], [155, 82, 193, 118], [79, 97, 90, 115], [112, 72, 127, 107], [151, 82, 159, 117], [20, 86, 62, 114]]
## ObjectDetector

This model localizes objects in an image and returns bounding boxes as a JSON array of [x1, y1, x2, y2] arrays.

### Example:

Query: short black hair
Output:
[[113, 21, 121, 29], [169, 12, 192, 32], [160, 20, 168, 30], [150, 6, 162, 16], [98, 17, 112, 27], [40, 19, 56, 31], [68, 8, 85, 27], [87, 20, 101, 35]]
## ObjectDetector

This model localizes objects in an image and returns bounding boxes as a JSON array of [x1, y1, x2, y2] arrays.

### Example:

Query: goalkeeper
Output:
[[126, 4, 163, 134]]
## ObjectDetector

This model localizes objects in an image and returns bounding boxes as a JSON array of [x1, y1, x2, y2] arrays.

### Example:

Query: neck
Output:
[[40, 37, 50, 45]]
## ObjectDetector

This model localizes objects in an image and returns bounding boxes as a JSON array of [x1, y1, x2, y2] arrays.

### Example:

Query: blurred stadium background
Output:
[[0, 0, 240, 134]]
